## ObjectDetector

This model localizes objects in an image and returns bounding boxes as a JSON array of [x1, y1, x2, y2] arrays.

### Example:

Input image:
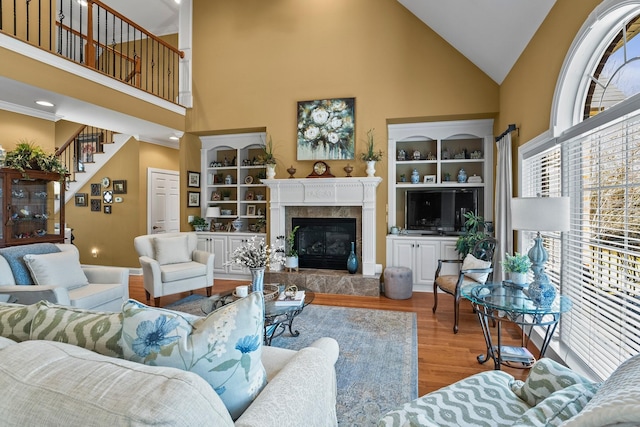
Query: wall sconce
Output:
[[91, 248, 98, 258]]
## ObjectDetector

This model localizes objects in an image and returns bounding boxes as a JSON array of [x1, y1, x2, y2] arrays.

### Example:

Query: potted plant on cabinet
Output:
[[221, 189, 232, 201], [4, 140, 68, 179], [260, 135, 277, 179], [284, 225, 300, 270], [501, 252, 532, 286], [360, 128, 383, 177], [189, 216, 208, 232]]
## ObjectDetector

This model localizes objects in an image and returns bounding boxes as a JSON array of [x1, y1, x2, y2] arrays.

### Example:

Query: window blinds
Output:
[[523, 108, 640, 380]]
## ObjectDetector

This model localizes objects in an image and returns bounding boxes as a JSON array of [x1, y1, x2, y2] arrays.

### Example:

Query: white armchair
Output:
[[133, 232, 214, 306], [0, 243, 129, 312]]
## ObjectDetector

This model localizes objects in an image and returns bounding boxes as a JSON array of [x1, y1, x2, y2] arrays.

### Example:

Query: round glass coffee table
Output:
[[201, 285, 315, 345]]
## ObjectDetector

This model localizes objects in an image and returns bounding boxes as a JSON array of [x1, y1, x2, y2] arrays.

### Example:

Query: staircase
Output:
[[56, 128, 130, 205]]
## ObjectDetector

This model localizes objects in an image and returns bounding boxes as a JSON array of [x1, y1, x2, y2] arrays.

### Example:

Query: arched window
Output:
[[584, 15, 640, 119], [520, 1, 640, 380]]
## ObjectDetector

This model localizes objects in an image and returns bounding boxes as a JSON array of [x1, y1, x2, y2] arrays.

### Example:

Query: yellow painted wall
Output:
[[0, 110, 55, 151], [65, 138, 179, 266], [187, 0, 500, 265], [499, 0, 602, 193]]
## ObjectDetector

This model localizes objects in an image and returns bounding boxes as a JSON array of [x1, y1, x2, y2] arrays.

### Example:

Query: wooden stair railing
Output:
[[56, 126, 113, 184], [0, 0, 184, 104]]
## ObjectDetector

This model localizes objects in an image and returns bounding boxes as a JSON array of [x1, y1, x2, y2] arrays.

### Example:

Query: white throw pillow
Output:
[[153, 235, 191, 265], [461, 253, 492, 284], [561, 354, 640, 427], [23, 250, 89, 289]]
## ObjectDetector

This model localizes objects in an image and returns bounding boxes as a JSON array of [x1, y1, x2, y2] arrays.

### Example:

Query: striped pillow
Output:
[[0, 302, 40, 342], [30, 301, 123, 358]]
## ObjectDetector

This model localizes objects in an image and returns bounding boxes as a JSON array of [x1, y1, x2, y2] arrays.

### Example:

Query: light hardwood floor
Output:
[[128, 276, 531, 396]]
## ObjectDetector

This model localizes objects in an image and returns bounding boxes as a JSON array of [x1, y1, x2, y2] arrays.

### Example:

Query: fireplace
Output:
[[263, 177, 382, 276], [293, 217, 357, 270]]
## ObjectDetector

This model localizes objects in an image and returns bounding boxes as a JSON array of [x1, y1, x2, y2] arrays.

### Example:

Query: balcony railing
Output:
[[0, 0, 184, 104]]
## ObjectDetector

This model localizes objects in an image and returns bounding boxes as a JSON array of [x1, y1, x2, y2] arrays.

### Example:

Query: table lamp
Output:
[[511, 197, 570, 306], [205, 206, 221, 231]]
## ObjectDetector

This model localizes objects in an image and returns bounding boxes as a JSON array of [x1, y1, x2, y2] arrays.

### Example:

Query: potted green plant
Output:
[[260, 135, 277, 179], [284, 225, 300, 270], [189, 216, 208, 231], [4, 140, 68, 179], [360, 129, 383, 177], [501, 252, 532, 285], [455, 211, 488, 257], [221, 189, 232, 200]]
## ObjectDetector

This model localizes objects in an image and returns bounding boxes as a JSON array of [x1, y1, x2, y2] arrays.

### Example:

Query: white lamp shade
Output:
[[205, 207, 221, 218], [511, 197, 570, 232]]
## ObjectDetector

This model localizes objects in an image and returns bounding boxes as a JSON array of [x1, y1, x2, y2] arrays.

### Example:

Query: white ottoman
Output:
[[384, 267, 413, 299]]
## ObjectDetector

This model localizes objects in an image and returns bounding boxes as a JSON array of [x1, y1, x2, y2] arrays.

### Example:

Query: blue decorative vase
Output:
[[457, 168, 467, 183], [527, 274, 556, 307], [411, 169, 420, 184], [250, 267, 265, 292], [347, 242, 358, 274]]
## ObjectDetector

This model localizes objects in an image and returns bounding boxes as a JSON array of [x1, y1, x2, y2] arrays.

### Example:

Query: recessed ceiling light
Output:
[[77, 0, 88, 6], [174, 0, 181, 4], [35, 100, 55, 107], [169, 136, 179, 141]]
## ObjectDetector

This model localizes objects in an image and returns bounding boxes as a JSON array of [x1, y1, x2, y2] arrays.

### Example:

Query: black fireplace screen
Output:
[[292, 217, 357, 270]]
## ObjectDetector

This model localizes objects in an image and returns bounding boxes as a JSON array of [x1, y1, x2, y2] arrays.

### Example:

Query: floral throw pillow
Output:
[[120, 292, 267, 420]]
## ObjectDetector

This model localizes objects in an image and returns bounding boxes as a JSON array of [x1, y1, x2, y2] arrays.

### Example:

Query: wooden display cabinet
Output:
[[0, 168, 66, 247]]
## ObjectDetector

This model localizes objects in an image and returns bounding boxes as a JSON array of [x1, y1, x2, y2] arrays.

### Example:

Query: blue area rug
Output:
[[166, 296, 418, 427]]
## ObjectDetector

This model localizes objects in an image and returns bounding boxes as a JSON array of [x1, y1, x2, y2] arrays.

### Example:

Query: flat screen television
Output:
[[404, 188, 483, 235]]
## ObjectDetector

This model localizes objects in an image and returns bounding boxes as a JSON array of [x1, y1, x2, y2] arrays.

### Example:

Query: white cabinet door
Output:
[[210, 235, 227, 273], [228, 236, 249, 274], [440, 241, 461, 276], [414, 240, 438, 285], [390, 239, 415, 270]]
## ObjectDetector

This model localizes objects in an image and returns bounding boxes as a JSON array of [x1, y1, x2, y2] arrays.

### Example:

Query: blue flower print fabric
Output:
[[120, 292, 267, 420]]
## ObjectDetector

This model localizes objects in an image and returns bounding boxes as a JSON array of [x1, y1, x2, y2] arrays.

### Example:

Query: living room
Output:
[[2, 0, 640, 425]]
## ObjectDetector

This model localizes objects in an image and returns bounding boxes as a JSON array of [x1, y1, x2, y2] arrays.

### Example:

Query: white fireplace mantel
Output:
[[263, 177, 382, 276]]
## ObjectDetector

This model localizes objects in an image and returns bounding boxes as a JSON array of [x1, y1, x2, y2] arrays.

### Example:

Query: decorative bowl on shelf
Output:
[[231, 218, 244, 231], [221, 209, 232, 216]]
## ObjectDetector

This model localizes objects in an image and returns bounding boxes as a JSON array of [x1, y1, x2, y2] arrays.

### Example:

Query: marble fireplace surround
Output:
[[262, 177, 382, 276]]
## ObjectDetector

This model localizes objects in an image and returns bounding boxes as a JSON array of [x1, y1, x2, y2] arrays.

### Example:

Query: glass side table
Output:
[[201, 285, 315, 345], [461, 281, 572, 370]]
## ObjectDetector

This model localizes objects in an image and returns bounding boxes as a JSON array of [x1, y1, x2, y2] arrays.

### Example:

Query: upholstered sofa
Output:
[[134, 232, 214, 306], [0, 243, 128, 311], [379, 355, 640, 426], [0, 292, 339, 426]]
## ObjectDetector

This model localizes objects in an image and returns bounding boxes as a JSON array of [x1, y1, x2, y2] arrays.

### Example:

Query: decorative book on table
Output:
[[497, 345, 535, 362], [275, 290, 305, 306]]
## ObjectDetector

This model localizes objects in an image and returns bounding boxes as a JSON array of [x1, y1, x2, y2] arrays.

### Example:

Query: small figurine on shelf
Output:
[[413, 150, 421, 160], [442, 148, 450, 160], [397, 149, 406, 161]]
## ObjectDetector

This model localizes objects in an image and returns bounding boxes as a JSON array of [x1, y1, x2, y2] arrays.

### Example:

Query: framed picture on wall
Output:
[[91, 183, 101, 197], [188, 171, 200, 188], [90, 199, 101, 212], [296, 97, 355, 160], [75, 193, 88, 207], [104, 205, 112, 214], [188, 191, 200, 207], [113, 180, 127, 194]]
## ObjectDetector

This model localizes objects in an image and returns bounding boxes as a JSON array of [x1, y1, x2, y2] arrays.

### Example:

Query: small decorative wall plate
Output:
[[101, 177, 110, 188]]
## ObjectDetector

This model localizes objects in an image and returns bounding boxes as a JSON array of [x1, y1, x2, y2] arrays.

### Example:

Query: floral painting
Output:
[[297, 97, 355, 160]]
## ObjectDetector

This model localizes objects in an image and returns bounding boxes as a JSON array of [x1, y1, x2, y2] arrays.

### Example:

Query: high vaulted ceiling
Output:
[[103, 0, 557, 84]]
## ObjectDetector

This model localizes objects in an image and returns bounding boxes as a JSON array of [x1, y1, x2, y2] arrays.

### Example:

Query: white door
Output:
[[148, 168, 180, 234]]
